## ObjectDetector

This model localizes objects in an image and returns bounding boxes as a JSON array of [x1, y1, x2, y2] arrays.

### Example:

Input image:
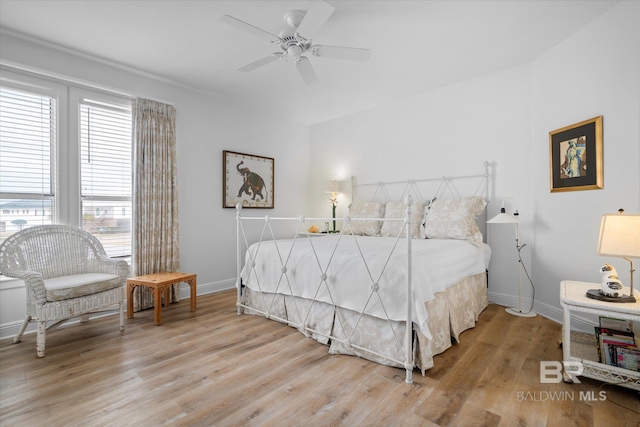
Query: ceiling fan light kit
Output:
[[284, 10, 305, 29], [221, 1, 371, 85]]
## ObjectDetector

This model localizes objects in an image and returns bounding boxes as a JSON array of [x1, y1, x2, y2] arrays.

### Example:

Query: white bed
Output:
[[235, 163, 492, 383]]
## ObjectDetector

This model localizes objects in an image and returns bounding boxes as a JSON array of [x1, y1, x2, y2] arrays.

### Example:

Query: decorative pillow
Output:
[[345, 201, 385, 236], [380, 200, 426, 238], [423, 196, 487, 242]]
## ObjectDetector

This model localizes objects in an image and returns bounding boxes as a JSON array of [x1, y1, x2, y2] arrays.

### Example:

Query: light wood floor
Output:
[[1, 290, 638, 427]]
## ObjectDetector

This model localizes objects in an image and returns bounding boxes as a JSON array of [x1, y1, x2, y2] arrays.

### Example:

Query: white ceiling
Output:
[[0, 0, 619, 125]]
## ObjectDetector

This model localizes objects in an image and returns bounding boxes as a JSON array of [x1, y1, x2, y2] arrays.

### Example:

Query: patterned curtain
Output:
[[132, 99, 180, 311]]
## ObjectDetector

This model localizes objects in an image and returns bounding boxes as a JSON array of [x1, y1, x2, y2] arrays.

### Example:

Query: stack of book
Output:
[[595, 317, 639, 371]]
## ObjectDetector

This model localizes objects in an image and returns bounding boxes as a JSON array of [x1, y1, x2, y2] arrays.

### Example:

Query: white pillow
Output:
[[423, 197, 487, 242], [345, 201, 385, 236], [380, 200, 426, 238]]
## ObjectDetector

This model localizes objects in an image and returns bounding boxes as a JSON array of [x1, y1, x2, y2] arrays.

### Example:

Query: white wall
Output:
[[308, 1, 640, 326], [529, 1, 640, 321], [0, 33, 310, 338], [309, 63, 534, 315]]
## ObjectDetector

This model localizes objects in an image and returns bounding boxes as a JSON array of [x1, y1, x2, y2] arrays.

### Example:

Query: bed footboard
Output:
[[236, 199, 417, 383]]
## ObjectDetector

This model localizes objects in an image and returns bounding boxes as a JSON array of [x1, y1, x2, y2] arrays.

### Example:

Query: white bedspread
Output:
[[241, 235, 490, 338]]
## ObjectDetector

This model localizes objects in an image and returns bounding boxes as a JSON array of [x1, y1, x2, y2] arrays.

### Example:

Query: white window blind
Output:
[[80, 98, 132, 258], [0, 85, 56, 241]]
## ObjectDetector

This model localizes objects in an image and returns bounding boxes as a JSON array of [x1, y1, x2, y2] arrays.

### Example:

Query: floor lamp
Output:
[[487, 197, 536, 317]]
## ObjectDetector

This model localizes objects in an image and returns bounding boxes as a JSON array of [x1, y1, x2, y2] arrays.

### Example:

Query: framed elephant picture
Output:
[[223, 150, 274, 208]]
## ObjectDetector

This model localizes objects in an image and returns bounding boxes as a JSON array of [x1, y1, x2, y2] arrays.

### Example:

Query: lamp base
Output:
[[586, 289, 636, 303], [505, 307, 537, 317]]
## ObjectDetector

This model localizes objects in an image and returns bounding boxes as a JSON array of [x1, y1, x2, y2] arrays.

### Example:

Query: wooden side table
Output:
[[127, 272, 197, 325], [560, 280, 640, 390]]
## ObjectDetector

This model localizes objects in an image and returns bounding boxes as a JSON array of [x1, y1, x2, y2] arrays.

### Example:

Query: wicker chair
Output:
[[0, 225, 129, 357]]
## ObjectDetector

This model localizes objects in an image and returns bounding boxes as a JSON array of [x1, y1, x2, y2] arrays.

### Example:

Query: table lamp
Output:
[[589, 210, 640, 303], [487, 197, 536, 317], [326, 180, 340, 233]]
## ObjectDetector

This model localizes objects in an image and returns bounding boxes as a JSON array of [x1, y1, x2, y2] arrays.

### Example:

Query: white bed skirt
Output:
[[242, 272, 488, 374]]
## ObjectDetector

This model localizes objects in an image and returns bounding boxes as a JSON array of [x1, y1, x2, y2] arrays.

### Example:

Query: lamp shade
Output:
[[487, 196, 519, 224], [326, 180, 341, 194], [487, 210, 519, 224], [597, 214, 640, 258]]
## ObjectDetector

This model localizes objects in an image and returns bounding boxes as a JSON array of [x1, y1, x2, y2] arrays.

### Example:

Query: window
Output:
[[0, 70, 132, 258], [0, 83, 57, 237], [79, 97, 132, 257]]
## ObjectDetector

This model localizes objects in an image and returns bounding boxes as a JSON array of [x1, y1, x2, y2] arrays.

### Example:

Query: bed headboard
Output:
[[351, 161, 492, 241]]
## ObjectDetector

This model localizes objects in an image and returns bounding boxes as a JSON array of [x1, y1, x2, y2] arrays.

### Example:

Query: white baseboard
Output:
[[1, 284, 598, 341], [0, 278, 237, 341], [488, 290, 597, 333], [177, 278, 235, 299]]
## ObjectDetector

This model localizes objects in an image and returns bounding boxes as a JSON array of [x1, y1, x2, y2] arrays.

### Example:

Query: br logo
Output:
[[540, 361, 583, 383]]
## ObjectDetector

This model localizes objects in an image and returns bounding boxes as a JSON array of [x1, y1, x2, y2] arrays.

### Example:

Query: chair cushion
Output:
[[44, 273, 122, 302]]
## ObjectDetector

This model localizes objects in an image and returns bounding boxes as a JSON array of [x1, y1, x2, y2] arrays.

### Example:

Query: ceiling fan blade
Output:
[[295, 57, 319, 86], [312, 45, 371, 62], [296, 1, 335, 39], [221, 15, 280, 41], [238, 54, 281, 72]]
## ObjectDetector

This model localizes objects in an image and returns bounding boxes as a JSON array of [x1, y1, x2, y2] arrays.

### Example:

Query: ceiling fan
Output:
[[221, 1, 371, 85]]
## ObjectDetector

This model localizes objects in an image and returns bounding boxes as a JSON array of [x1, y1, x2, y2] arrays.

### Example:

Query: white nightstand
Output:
[[560, 280, 640, 390]]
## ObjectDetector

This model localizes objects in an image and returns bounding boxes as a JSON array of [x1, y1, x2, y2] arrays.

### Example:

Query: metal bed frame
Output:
[[235, 162, 490, 384]]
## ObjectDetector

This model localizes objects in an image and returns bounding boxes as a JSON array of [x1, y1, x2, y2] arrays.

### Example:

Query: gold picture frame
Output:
[[223, 150, 274, 208], [549, 116, 603, 193]]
